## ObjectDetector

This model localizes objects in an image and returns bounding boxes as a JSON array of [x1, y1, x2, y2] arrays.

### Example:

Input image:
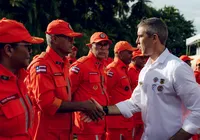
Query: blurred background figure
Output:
[[180, 55, 193, 67], [194, 58, 200, 84], [106, 41, 137, 140], [67, 46, 78, 64], [127, 49, 147, 140]]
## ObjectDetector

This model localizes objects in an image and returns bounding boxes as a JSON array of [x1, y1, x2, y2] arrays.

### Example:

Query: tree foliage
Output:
[[0, 0, 196, 57]]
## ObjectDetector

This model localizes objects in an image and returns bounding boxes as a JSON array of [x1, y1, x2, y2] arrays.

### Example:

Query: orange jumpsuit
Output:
[[106, 58, 134, 140], [193, 71, 200, 140], [194, 71, 200, 84], [26, 46, 72, 140], [69, 51, 109, 140], [0, 64, 34, 140], [127, 63, 143, 140]]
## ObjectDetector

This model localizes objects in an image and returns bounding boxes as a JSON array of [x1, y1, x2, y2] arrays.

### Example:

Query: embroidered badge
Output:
[[139, 82, 143, 85], [157, 85, 164, 92], [36, 66, 47, 73], [100, 33, 106, 38], [160, 79, 165, 84], [71, 66, 80, 74], [124, 86, 129, 91], [93, 85, 98, 90], [153, 77, 158, 83], [0, 94, 19, 105], [0, 75, 9, 80]]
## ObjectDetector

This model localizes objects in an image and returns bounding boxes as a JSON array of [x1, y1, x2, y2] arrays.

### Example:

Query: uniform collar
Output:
[[0, 64, 27, 81], [146, 48, 169, 66], [114, 57, 128, 69], [87, 51, 104, 66], [46, 46, 68, 66], [129, 63, 141, 72]]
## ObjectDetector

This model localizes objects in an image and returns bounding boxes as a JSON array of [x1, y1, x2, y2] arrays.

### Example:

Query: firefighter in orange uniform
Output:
[[26, 20, 104, 140], [194, 58, 200, 84], [127, 49, 147, 140], [69, 32, 111, 140], [67, 46, 78, 64], [179, 55, 193, 67], [105, 41, 137, 140], [0, 18, 44, 139], [128, 49, 147, 90]]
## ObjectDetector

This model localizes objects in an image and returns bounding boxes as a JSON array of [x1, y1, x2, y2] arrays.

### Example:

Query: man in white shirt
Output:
[[86, 17, 200, 140]]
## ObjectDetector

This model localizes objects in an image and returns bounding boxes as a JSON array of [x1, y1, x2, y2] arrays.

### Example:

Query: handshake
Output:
[[80, 98, 107, 122]]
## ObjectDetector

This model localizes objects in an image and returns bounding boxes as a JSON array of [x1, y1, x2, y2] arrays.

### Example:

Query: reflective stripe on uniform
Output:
[[66, 77, 71, 101], [95, 135, 99, 140], [19, 98, 29, 132], [25, 94, 34, 128]]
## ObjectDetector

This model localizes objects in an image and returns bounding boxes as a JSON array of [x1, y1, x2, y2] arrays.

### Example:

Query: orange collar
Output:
[[87, 51, 104, 66], [114, 57, 128, 70], [46, 46, 69, 66], [0, 64, 27, 81]]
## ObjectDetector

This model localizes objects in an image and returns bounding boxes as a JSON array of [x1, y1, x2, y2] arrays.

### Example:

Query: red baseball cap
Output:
[[180, 55, 193, 62], [114, 41, 137, 53], [86, 32, 112, 47], [46, 19, 83, 37], [0, 18, 44, 44], [132, 49, 144, 59]]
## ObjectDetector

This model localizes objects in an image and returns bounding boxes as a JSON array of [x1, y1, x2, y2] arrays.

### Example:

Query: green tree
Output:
[[158, 6, 196, 56]]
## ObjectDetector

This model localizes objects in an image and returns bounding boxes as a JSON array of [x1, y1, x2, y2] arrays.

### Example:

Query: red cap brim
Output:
[[25, 36, 44, 44]]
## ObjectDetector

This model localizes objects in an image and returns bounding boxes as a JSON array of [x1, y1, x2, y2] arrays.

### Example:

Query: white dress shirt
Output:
[[116, 48, 200, 140]]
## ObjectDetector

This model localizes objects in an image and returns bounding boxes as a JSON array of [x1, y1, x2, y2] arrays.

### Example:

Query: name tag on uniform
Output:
[[0, 94, 19, 105], [54, 72, 63, 76]]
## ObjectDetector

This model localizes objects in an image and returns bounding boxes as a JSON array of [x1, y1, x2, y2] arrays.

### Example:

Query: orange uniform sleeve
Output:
[[127, 68, 138, 91], [29, 62, 62, 115], [69, 64, 82, 94]]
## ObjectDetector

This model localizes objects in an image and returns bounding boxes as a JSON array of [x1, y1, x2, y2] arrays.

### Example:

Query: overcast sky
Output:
[[150, 0, 200, 35]]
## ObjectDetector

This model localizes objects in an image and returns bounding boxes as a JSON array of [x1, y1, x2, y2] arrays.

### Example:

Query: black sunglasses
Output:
[[196, 64, 200, 67], [12, 42, 32, 53], [55, 34, 74, 43]]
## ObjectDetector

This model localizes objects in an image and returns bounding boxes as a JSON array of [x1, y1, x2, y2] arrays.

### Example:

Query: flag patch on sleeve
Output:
[[36, 65, 47, 73], [71, 66, 80, 73], [107, 71, 113, 77]]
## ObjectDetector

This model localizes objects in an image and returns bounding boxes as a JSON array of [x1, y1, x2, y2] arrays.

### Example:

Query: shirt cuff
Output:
[[182, 119, 199, 134], [116, 100, 133, 118]]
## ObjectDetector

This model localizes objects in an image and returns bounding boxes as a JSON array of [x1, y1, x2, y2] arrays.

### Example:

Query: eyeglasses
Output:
[[196, 64, 200, 67], [95, 42, 109, 49], [12, 42, 32, 53], [55, 34, 74, 43]]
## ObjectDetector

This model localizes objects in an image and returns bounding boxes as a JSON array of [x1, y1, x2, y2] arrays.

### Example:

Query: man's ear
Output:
[[152, 34, 159, 42], [3, 44, 14, 57], [51, 35, 58, 45]]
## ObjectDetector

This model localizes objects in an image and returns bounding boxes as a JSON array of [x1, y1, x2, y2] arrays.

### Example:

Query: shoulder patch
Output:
[[71, 66, 80, 74], [107, 71, 114, 77], [36, 65, 47, 73]]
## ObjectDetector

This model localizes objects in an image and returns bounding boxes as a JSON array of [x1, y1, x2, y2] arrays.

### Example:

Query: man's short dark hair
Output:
[[137, 17, 168, 45]]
